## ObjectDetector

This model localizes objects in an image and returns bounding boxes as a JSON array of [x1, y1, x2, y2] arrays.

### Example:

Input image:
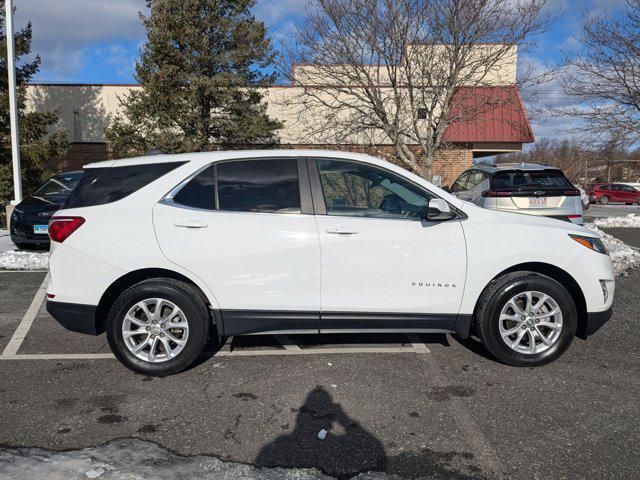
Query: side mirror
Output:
[[442, 185, 451, 193], [427, 198, 456, 221]]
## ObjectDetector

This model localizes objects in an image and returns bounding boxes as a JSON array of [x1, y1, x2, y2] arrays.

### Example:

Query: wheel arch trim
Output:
[[474, 262, 589, 339], [95, 267, 219, 334]]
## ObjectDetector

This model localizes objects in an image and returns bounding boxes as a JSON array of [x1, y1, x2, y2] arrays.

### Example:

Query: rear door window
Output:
[[66, 162, 185, 208], [172, 165, 215, 210], [217, 159, 301, 213]]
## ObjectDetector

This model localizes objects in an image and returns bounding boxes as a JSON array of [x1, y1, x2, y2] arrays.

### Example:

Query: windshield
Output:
[[34, 173, 82, 198], [492, 170, 573, 191]]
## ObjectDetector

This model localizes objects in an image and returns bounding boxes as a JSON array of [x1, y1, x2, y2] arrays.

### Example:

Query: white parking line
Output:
[[0, 276, 434, 360], [273, 334, 302, 351], [0, 345, 431, 361], [2, 273, 49, 356], [0, 270, 48, 273], [406, 333, 431, 353], [1, 353, 115, 360]]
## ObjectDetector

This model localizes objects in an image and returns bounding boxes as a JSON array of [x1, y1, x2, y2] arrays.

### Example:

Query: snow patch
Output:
[[0, 439, 350, 480], [586, 225, 640, 275], [591, 214, 640, 228], [0, 250, 48, 270]]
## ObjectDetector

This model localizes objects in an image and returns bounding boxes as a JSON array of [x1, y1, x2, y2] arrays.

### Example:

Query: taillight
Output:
[[481, 190, 514, 197], [562, 189, 580, 196], [49, 216, 85, 243]]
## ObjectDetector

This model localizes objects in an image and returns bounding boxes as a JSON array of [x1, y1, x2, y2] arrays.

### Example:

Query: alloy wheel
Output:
[[122, 298, 189, 363], [498, 291, 563, 355]]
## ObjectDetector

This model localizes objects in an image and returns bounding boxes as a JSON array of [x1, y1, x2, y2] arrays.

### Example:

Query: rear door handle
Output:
[[174, 220, 208, 228], [326, 226, 359, 235]]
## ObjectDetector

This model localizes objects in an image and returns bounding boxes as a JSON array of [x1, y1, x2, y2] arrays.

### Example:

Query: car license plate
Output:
[[529, 197, 547, 208], [33, 224, 48, 235]]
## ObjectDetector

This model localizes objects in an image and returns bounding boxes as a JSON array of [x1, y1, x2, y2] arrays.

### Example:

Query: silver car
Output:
[[448, 163, 584, 225]]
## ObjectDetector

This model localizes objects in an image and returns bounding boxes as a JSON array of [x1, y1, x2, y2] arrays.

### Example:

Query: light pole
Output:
[[5, 0, 22, 207]]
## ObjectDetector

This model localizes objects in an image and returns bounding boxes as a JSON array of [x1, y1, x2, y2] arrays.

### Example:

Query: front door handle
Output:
[[174, 220, 208, 228], [326, 226, 359, 235]]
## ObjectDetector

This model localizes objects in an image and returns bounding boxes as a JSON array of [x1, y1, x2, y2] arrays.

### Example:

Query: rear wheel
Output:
[[636, 198, 640, 206], [106, 278, 210, 376], [598, 195, 609, 205], [476, 272, 577, 367]]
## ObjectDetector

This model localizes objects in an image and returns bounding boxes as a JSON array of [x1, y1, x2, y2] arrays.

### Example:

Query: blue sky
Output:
[[13, 0, 628, 140]]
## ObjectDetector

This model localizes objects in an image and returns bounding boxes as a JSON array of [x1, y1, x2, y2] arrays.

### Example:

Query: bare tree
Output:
[[559, 0, 640, 145], [281, 0, 552, 178]]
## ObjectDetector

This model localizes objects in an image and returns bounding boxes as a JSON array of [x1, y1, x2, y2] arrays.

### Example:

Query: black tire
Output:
[[476, 272, 577, 367], [636, 198, 640, 206], [598, 196, 609, 205], [106, 278, 210, 376]]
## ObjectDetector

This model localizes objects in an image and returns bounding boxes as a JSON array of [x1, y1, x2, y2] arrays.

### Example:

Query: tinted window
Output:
[[217, 159, 300, 213], [35, 173, 82, 198], [317, 159, 431, 219], [173, 165, 215, 210], [66, 162, 185, 208], [466, 171, 486, 189], [451, 172, 470, 192], [492, 170, 573, 190]]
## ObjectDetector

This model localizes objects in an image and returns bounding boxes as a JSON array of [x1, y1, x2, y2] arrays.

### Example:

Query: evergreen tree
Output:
[[1, 1, 68, 220], [107, 0, 282, 156]]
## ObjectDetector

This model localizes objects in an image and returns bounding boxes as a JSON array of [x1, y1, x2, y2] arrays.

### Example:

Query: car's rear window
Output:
[[492, 170, 573, 190], [65, 162, 185, 208], [34, 173, 83, 198]]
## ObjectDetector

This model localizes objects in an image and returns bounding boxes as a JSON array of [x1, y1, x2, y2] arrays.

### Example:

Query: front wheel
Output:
[[598, 196, 609, 205], [476, 272, 577, 367], [106, 278, 210, 376]]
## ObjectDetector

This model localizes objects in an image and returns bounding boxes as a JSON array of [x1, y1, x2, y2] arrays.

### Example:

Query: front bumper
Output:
[[46, 300, 99, 335], [578, 307, 613, 340]]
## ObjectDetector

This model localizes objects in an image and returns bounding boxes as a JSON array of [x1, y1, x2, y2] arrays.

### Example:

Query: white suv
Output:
[[46, 150, 614, 375]]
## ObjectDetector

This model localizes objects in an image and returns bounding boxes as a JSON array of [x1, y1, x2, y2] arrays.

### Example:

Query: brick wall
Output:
[[51, 142, 473, 185], [45, 142, 115, 172]]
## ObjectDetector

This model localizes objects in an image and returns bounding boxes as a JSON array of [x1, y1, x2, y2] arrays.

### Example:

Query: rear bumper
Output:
[[46, 300, 99, 335], [10, 232, 50, 245], [578, 307, 613, 340]]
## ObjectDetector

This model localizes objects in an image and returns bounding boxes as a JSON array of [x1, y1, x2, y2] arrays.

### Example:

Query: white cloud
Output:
[[14, 0, 147, 79], [254, 0, 309, 27]]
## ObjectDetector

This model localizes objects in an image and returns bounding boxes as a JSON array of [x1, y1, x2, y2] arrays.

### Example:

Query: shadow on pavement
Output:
[[255, 386, 486, 480]]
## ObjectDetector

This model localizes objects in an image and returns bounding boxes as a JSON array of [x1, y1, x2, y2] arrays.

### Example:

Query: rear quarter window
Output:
[[65, 162, 185, 208]]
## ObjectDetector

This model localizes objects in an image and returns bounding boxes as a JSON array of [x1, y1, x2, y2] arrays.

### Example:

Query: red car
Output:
[[589, 183, 640, 205]]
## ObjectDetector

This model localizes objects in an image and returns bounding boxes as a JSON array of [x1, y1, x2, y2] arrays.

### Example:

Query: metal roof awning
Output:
[[443, 86, 534, 144]]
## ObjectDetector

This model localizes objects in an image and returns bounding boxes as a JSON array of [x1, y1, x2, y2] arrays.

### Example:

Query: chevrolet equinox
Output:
[[46, 151, 614, 375]]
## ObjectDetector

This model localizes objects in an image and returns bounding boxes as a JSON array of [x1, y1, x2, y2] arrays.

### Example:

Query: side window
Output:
[[172, 165, 215, 210], [466, 171, 485, 190], [451, 172, 470, 193], [217, 159, 301, 213], [316, 159, 431, 219]]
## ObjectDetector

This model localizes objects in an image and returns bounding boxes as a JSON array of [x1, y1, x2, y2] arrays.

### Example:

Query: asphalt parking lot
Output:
[[0, 229, 638, 479]]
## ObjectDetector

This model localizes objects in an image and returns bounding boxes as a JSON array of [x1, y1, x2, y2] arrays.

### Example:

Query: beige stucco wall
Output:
[[24, 44, 520, 149], [293, 45, 517, 86]]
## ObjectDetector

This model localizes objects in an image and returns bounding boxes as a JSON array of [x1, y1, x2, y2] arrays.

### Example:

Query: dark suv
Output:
[[10, 171, 83, 249]]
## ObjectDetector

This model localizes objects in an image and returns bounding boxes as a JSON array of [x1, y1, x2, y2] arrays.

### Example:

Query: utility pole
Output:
[[5, 0, 22, 205]]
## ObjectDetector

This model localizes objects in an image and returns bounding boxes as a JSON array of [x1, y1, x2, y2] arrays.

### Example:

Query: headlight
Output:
[[569, 234, 608, 255]]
